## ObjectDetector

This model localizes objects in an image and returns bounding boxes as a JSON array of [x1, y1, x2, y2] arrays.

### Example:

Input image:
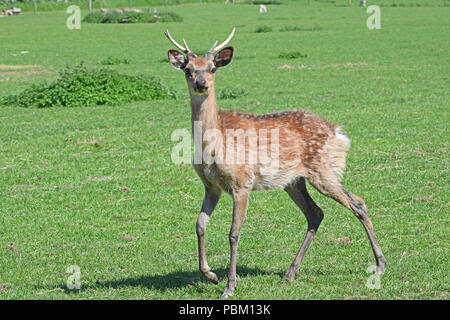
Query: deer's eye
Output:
[[184, 69, 193, 77], [211, 67, 217, 74]]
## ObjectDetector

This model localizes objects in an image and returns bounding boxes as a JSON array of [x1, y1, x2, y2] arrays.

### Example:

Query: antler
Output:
[[165, 29, 191, 54], [208, 27, 236, 54]]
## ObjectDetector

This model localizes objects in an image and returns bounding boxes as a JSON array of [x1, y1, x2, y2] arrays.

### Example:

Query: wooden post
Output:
[[129, 0, 132, 8], [33, 0, 37, 14], [308, 0, 311, 6], [88, 0, 92, 12], [348, 0, 352, 6]]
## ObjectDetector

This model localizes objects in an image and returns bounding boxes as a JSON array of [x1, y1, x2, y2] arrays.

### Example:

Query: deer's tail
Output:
[[327, 126, 350, 181]]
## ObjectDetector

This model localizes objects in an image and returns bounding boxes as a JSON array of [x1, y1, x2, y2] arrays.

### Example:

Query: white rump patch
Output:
[[329, 127, 350, 180], [335, 127, 350, 149]]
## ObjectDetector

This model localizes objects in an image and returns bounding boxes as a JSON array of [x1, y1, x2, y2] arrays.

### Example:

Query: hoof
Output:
[[220, 288, 234, 299], [375, 257, 386, 276], [283, 270, 296, 282], [376, 264, 385, 276], [202, 270, 218, 284]]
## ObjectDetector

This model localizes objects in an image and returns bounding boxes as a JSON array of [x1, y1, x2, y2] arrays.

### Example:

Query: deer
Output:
[[165, 28, 386, 298]]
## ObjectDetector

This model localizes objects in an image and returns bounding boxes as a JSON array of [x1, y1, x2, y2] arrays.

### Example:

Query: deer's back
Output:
[[197, 109, 350, 192]]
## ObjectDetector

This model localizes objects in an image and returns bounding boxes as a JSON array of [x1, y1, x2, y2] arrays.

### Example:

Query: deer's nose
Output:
[[195, 79, 207, 89]]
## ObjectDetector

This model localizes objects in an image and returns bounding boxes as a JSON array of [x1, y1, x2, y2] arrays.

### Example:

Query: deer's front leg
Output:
[[221, 189, 249, 299], [197, 186, 221, 284]]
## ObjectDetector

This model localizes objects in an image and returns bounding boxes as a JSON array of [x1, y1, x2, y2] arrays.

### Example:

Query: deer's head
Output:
[[166, 28, 235, 96]]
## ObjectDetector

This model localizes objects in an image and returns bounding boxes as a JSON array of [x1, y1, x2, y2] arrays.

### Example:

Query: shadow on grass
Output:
[[75, 265, 277, 293]]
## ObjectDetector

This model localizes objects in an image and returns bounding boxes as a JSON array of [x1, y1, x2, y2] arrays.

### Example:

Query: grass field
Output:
[[0, 1, 449, 299]]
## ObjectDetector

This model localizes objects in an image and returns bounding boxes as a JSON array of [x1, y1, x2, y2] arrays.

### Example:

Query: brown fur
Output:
[[192, 57, 209, 68]]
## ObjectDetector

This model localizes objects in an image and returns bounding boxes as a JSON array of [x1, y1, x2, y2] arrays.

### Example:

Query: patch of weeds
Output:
[[278, 51, 308, 59], [279, 25, 300, 32], [83, 10, 183, 24], [2, 63, 176, 108], [156, 11, 184, 23], [242, 0, 282, 4], [279, 24, 323, 32], [257, 16, 290, 21], [218, 87, 248, 100], [82, 12, 106, 23], [100, 57, 131, 65], [255, 25, 273, 33]]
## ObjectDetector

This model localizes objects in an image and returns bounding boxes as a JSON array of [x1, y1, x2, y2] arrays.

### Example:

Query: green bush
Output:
[[158, 11, 184, 23], [82, 12, 105, 23], [82, 10, 183, 24], [2, 63, 176, 108], [242, 0, 282, 4], [0, 1, 228, 12]]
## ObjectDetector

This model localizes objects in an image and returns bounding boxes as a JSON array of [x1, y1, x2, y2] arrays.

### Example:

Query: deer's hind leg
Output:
[[307, 172, 386, 275], [284, 178, 324, 281]]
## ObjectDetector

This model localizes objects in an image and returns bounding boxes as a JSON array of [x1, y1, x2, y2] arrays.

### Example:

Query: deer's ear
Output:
[[214, 46, 234, 68], [168, 49, 186, 69]]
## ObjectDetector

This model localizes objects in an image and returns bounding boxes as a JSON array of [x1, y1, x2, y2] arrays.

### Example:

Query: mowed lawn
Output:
[[0, 3, 448, 299]]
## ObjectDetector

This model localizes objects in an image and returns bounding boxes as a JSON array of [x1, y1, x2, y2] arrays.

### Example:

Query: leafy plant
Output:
[[255, 25, 273, 33], [278, 51, 308, 59], [2, 63, 176, 108], [242, 0, 282, 4], [82, 10, 183, 24], [218, 87, 248, 99], [157, 11, 184, 23], [82, 12, 105, 23]]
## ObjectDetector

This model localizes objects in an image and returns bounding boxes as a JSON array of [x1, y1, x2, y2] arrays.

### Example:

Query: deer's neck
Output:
[[190, 87, 220, 135]]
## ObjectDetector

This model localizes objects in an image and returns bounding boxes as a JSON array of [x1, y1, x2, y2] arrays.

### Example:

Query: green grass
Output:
[[0, 2, 449, 300], [100, 56, 132, 65]]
